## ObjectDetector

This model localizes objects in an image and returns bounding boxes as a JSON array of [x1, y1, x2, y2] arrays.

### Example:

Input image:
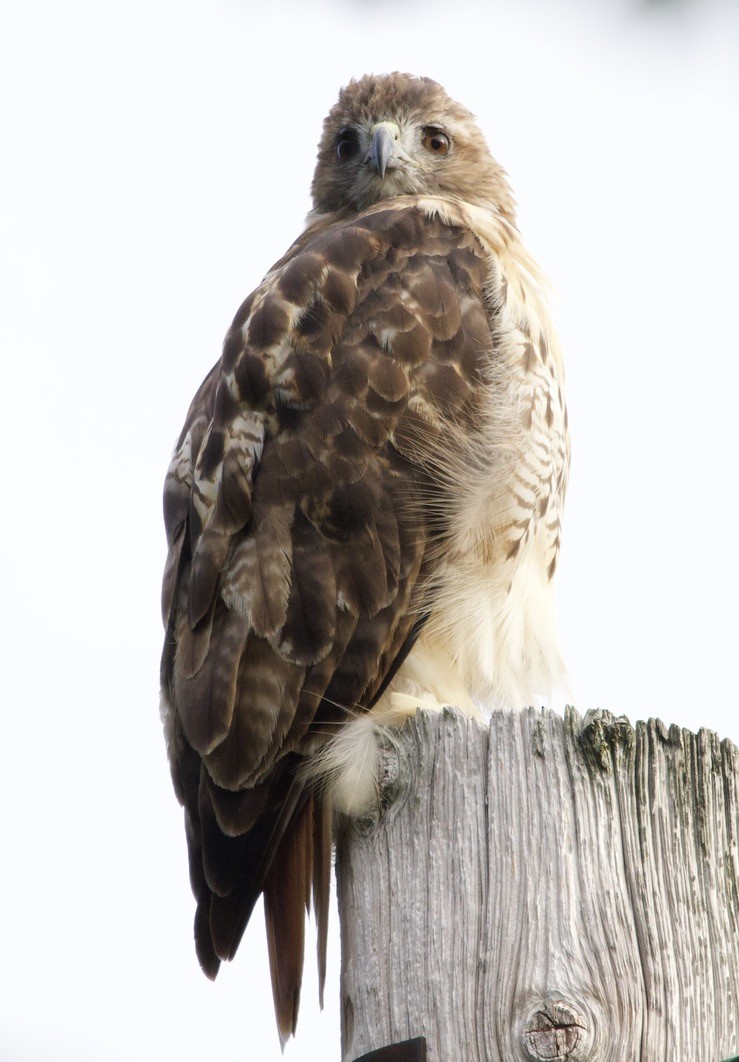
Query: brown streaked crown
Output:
[[310, 72, 516, 222]]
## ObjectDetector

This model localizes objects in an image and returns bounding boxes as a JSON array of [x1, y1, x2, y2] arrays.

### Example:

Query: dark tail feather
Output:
[[194, 895, 221, 979], [263, 796, 314, 1047], [312, 794, 332, 1007], [204, 767, 308, 966], [190, 765, 334, 1039]]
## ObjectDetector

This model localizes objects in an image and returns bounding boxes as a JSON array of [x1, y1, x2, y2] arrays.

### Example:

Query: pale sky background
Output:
[[1, 0, 738, 1059]]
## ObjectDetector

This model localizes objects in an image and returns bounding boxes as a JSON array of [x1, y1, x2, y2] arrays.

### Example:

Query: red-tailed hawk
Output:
[[160, 72, 568, 1044]]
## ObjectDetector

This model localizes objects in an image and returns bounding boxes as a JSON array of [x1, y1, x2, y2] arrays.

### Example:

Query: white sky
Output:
[[1, 0, 738, 1059]]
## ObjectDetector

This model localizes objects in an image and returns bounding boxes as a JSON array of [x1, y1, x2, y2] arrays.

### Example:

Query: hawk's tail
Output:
[[190, 772, 332, 1046], [263, 791, 331, 1045]]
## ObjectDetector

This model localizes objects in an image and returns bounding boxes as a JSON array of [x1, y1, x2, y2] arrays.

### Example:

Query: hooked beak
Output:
[[366, 121, 402, 178]]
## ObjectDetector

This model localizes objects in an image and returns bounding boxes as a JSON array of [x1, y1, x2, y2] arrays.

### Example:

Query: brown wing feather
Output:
[[160, 198, 492, 1033]]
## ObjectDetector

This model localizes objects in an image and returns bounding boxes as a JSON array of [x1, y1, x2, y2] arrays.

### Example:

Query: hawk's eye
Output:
[[336, 129, 360, 162], [422, 128, 450, 156]]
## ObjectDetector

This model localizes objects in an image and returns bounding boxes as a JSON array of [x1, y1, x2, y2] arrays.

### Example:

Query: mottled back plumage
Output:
[[160, 72, 568, 1045]]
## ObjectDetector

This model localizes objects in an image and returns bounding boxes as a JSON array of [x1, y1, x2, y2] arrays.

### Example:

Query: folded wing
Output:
[[159, 199, 494, 1041]]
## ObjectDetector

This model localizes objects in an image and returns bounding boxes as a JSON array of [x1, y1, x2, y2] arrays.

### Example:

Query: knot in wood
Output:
[[522, 1000, 588, 1061], [579, 709, 634, 773]]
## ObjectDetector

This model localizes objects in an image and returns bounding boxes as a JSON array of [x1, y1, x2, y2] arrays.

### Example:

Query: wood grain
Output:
[[337, 708, 739, 1061]]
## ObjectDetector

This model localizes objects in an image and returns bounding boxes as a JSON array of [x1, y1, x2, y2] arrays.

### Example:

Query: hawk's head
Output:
[[311, 72, 515, 222]]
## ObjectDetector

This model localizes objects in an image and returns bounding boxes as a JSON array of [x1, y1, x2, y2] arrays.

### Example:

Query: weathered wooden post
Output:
[[337, 707, 739, 1062]]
